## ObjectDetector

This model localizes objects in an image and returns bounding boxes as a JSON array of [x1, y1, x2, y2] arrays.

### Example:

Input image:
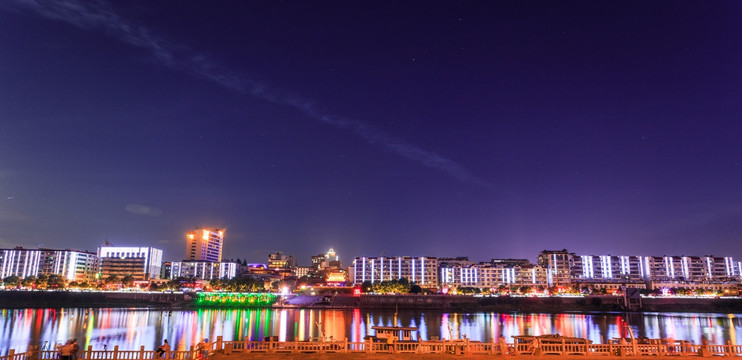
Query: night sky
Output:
[[1, 1, 741, 263]]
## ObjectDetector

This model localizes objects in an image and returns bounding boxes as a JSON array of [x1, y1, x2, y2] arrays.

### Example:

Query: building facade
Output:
[[186, 228, 224, 262], [267, 252, 297, 270], [352, 256, 438, 288], [0, 247, 98, 282], [169, 261, 238, 280], [98, 246, 162, 281]]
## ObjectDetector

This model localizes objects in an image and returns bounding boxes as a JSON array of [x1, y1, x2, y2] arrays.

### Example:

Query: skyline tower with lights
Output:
[[185, 228, 224, 262]]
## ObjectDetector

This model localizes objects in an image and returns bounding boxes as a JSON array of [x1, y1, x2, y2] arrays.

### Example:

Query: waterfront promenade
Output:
[[3, 336, 739, 360]]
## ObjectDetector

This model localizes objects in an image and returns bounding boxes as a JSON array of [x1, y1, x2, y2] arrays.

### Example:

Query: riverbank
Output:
[[1, 290, 741, 313], [0, 290, 194, 308]]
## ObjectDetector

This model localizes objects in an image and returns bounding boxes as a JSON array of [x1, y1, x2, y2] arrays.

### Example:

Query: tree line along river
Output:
[[1, 307, 741, 355]]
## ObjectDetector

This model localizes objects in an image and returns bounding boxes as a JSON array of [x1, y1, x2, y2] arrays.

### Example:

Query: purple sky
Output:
[[1, 1, 741, 263]]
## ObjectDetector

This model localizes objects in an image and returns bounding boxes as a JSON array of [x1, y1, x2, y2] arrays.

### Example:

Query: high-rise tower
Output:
[[185, 228, 224, 262]]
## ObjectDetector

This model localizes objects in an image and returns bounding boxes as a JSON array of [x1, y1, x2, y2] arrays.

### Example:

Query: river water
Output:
[[1, 308, 741, 354]]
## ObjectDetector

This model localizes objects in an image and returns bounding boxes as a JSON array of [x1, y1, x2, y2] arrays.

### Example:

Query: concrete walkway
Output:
[[211, 353, 704, 360]]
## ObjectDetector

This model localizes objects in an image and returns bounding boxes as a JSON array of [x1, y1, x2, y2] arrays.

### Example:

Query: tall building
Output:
[[98, 246, 162, 281], [0, 247, 98, 282], [186, 228, 224, 262]]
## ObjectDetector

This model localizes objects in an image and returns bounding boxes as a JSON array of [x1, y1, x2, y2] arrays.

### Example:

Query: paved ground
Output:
[[211, 352, 704, 360]]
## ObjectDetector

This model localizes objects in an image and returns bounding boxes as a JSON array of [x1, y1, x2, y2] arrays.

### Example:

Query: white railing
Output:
[[5, 337, 741, 359]]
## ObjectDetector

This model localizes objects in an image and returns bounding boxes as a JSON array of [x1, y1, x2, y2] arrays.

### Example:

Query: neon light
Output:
[[421, 257, 425, 284], [380, 257, 384, 282], [362, 257, 366, 283], [411, 258, 415, 282], [370, 259, 375, 283], [195, 292, 277, 307]]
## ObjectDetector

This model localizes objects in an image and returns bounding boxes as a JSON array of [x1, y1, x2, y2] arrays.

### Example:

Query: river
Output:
[[1, 308, 741, 354]]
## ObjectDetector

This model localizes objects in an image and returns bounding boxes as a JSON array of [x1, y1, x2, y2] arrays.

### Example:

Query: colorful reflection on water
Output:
[[1, 308, 741, 354]]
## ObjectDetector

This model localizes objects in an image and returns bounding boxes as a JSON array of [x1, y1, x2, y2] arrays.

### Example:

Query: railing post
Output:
[[727, 341, 733, 357], [364, 338, 371, 354], [344, 338, 348, 353], [562, 338, 566, 356], [8, 350, 15, 359], [87, 345, 93, 360], [216, 337, 222, 352], [189, 346, 194, 360], [139, 345, 145, 360], [243, 336, 249, 353], [113, 346, 119, 360]]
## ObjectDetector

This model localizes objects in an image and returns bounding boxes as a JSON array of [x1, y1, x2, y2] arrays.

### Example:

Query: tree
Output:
[[225, 277, 262, 292], [122, 275, 135, 288], [3, 275, 21, 288], [36, 274, 49, 290], [22, 276, 38, 288], [105, 275, 120, 289], [409, 284, 423, 294], [47, 274, 66, 289], [210, 278, 225, 290]]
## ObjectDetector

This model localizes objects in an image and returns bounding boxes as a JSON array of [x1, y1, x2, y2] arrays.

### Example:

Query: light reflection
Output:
[[2, 308, 742, 354]]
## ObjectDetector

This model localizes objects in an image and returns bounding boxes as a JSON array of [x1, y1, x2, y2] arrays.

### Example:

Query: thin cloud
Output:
[[11, 0, 492, 187], [125, 204, 163, 217]]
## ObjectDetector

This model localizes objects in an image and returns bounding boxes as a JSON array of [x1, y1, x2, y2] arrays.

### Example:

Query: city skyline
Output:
[[1, 1, 741, 263]]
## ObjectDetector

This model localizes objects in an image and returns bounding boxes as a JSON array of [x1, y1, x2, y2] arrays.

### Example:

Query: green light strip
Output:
[[195, 292, 278, 307]]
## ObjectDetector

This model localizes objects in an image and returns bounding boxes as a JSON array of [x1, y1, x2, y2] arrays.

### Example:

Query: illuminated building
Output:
[[567, 252, 741, 291], [268, 251, 297, 269], [185, 228, 224, 262], [324, 270, 347, 285], [293, 266, 312, 278], [98, 246, 162, 280], [439, 258, 547, 290], [538, 249, 574, 287], [438, 257, 477, 287], [311, 248, 342, 271], [169, 260, 237, 280], [0, 247, 98, 282], [572, 255, 647, 282], [325, 248, 342, 268], [352, 256, 438, 288]]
